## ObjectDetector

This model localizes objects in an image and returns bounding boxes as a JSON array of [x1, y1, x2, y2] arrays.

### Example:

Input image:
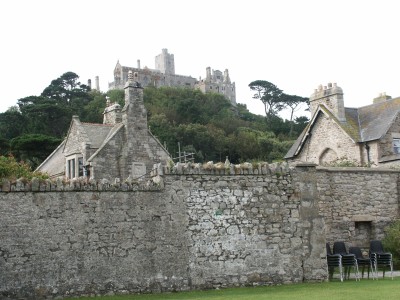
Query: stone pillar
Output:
[[293, 163, 328, 281]]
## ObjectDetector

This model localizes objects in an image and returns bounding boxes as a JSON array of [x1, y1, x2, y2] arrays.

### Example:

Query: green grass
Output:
[[77, 278, 400, 300]]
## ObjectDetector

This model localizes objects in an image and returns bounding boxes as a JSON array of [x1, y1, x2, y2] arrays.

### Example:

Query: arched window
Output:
[[319, 148, 338, 165]]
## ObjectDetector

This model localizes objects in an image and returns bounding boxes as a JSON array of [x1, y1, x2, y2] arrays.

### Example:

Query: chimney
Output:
[[373, 92, 391, 104], [137, 59, 141, 69], [87, 79, 92, 89], [95, 76, 100, 91]]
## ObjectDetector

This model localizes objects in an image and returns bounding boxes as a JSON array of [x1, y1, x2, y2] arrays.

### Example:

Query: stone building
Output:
[[196, 67, 236, 105], [285, 83, 400, 166], [108, 48, 236, 105], [37, 71, 171, 181]]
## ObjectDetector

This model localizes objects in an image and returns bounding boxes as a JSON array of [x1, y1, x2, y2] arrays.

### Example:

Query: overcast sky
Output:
[[1, 0, 399, 120]]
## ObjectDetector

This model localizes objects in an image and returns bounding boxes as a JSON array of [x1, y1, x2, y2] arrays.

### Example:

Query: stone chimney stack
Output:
[[87, 79, 92, 89], [309, 82, 345, 122], [137, 59, 141, 69], [373, 92, 391, 104], [122, 71, 147, 133], [95, 76, 100, 91], [103, 97, 121, 125]]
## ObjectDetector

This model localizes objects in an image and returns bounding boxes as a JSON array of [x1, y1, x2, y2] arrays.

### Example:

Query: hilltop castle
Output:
[[108, 49, 236, 105]]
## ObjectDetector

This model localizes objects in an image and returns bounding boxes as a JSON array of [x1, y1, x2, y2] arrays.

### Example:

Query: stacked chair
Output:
[[369, 240, 393, 279], [333, 241, 360, 281], [349, 246, 375, 279], [326, 243, 343, 281]]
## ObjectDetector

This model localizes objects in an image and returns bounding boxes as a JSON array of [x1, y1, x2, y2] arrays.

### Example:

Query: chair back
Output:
[[333, 241, 348, 255], [349, 246, 363, 259], [326, 243, 333, 256], [370, 240, 384, 254]]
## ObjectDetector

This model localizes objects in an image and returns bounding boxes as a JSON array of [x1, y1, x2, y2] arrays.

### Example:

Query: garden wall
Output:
[[1, 164, 399, 299]]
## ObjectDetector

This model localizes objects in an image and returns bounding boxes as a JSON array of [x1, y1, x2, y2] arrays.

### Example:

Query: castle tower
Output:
[[223, 69, 231, 84], [155, 48, 175, 75], [309, 83, 345, 122], [206, 67, 212, 81]]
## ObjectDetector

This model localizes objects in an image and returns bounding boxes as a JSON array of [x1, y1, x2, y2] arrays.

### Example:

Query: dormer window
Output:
[[393, 138, 400, 154]]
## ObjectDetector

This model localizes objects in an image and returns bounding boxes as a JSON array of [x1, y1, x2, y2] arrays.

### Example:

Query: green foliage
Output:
[[249, 80, 283, 118], [107, 89, 125, 107], [324, 157, 357, 167], [0, 155, 49, 181], [1, 72, 309, 166], [323, 156, 371, 168], [10, 134, 62, 169], [383, 219, 400, 265]]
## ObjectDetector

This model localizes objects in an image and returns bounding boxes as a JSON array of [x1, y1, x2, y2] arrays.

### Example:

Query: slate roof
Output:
[[80, 123, 115, 148], [285, 97, 400, 159]]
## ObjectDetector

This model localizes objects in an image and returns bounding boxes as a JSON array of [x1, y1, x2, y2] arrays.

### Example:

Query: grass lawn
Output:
[[77, 277, 400, 300]]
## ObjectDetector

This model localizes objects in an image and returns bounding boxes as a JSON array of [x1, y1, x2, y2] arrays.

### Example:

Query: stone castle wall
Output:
[[0, 165, 399, 298]]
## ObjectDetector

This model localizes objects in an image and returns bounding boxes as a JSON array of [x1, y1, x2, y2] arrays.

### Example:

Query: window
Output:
[[66, 155, 84, 179], [78, 157, 84, 177], [67, 158, 75, 179], [394, 138, 400, 154]]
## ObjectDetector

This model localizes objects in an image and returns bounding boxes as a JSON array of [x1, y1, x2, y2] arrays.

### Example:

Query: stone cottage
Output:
[[285, 83, 400, 167], [37, 71, 171, 181]]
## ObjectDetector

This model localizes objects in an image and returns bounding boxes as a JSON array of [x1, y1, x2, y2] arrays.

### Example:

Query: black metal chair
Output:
[[369, 240, 393, 279], [333, 241, 360, 281], [326, 242, 343, 281], [349, 246, 375, 279]]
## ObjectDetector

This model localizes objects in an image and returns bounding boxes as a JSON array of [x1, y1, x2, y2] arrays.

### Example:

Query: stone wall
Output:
[[1, 164, 399, 299], [0, 165, 326, 299], [295, 113, 360, 164], [316, 167, 400, 250]]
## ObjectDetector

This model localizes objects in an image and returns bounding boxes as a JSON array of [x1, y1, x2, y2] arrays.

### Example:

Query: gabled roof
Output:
[[87, 123, 124, 162], [285, 97, 400, 159], [358, 97, 400, 141], [80, 122, 115, 148]]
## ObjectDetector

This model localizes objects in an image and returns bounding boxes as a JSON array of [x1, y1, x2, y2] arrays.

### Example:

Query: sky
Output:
[[1, 0, 400, 120]]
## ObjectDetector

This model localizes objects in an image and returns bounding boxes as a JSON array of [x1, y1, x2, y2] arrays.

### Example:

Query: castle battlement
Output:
[[108, 49, 236, 106]]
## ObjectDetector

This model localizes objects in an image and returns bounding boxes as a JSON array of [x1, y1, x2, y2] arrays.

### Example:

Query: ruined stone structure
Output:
[[285, 83, 400, 167], [108, 49, 236, 105], [1, 163, 399, 299], [36, 71, 170, 181]]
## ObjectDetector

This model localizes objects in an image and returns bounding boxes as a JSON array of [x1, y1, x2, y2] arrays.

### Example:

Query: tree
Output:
[[280, 93, 309, 136], [10, 134, 62, 169], [281, 93, 308, 122], [248, 80, 283, 118], [0, 109, 26, 140], [41, 71, 90, 106]]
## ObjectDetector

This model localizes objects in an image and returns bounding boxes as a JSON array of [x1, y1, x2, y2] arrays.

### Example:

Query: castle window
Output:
[[393, 138, 400, 154]]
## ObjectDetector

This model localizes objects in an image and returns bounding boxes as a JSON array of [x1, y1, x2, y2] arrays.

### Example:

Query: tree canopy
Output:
[[0, 72, 309, 170]]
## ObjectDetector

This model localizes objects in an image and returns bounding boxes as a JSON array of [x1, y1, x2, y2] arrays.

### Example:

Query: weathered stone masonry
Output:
[[0, 165, 399, 299]]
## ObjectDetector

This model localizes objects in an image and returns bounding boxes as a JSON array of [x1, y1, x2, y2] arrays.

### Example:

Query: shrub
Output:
[[382, 219, 400, 266], [0, 155, 48, 182]]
